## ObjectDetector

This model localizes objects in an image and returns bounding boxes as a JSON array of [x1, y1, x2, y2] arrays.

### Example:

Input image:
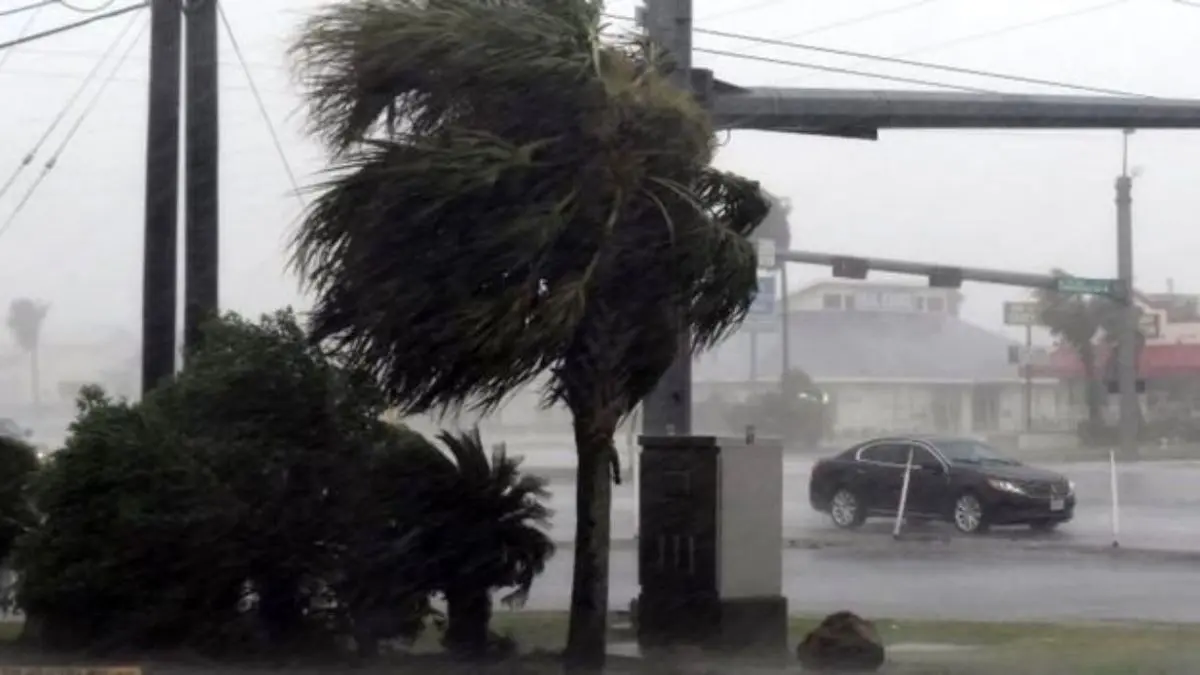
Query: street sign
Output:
[[756, 238, 776, 269], [1003, 301, 1043, 327], [747, 272, 778, 332], [1055, 277, 1118, 295]]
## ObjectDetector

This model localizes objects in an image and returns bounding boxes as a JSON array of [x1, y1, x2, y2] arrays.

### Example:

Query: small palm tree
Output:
[[289, 0, 768, 664], [6, 299, 49, 410], [383, 428, 552, 658]]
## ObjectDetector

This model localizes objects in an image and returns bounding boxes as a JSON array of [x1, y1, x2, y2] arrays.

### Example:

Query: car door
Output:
[[854, 442, 909, 514], [901, 443, 951, 516]]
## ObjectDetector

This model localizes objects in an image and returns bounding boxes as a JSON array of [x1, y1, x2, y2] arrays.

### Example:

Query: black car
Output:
[[808, 435, 1075, 534]]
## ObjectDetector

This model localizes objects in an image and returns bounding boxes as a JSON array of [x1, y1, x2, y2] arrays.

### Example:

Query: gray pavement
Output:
[[528, 457, 1200, 624], [541, 457, 1200, 555], [523, 544, 1200, 623]]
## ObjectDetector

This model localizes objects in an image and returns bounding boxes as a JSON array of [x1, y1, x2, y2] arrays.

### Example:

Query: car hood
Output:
[[956, 462, 1065, 483]]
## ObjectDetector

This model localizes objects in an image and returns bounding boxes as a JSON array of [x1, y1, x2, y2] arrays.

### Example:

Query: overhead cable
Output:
[[0, 15, 148, 242], [217, 1, 305, 207], [693, 47, 995, 93], [0, 2, 145, 53], [0, 1, 55, 18], [0, 8, 142, 204]]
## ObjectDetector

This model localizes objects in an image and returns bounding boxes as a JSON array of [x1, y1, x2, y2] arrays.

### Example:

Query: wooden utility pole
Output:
[[141, 0, 182, 394], [184, 0, 220, 353]]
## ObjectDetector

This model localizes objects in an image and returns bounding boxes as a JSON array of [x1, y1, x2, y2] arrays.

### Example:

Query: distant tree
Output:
[[1034, 270, 1121, 436], [289, 0, 769, 664], [5, 299, 49, 409]]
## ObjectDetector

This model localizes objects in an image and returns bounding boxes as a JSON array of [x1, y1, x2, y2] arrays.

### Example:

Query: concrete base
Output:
[[635, 592, 788, 658], [715, 595, 789, 658]]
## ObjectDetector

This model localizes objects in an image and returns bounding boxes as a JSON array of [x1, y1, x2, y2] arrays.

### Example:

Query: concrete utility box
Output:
[[635, 435, 787, 656]]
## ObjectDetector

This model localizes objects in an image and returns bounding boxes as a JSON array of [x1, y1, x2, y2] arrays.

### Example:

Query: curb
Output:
[[550, 535, 1200, 563]]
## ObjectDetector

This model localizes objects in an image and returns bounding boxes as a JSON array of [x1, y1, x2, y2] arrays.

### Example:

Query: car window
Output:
[[858, 443, 907, 464], [933, 439, 1019, 465], [905, 444, 942, 469]]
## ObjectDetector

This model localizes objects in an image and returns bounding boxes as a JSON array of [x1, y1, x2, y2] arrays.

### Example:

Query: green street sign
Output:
[[1055, 277, 1119, 295]]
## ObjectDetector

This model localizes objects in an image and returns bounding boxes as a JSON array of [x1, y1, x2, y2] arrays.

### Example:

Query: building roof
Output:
[[791, 279, 965, 301], [695, 309, 1021, 384]]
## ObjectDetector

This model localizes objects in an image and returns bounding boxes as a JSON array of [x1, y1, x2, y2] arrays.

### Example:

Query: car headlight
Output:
[[1067, 480, 1076, 495], [987, 479, 1026, 495]]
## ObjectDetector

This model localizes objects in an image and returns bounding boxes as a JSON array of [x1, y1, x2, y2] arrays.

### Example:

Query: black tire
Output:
[[951, 491, 990, 535], [829, 486, 867, 530], [1029, 521, 1059, 533]]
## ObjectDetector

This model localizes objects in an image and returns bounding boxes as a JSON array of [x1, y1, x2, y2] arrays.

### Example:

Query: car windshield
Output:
[[934, 439, 1020, 466]]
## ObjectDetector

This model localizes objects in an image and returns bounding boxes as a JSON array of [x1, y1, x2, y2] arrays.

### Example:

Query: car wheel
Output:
[[952, 492, 990, 534], [1030, 521, 1059, 532], [829, 487, 866, 529]]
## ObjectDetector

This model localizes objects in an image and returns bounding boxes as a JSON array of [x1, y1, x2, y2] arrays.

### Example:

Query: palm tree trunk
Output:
[[29, 346, 39, 412], [565, 406, 616, 669], [444, 587, 492, 658], [1080, 347, 1102, 433]]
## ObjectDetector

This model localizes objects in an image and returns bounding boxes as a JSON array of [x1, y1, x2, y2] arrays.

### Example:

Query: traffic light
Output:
[[831, 256, 868, 280], [928, 266, 963, 289]]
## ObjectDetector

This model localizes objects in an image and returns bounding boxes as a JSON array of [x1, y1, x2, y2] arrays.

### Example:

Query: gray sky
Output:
[[3, 0, 1200, 345]]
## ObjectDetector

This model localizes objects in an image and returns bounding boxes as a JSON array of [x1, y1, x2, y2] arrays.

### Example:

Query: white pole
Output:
[[893, 447, 914, 539], [1109, 449, 1121, 548], [629, 406, 641, 540]]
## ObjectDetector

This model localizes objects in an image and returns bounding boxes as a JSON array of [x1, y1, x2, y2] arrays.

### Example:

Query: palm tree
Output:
[[289, 0, 768, 664], [1034, 271, 1119, 435], [421, 429, 553, 657], [6, 299, 49, 411]]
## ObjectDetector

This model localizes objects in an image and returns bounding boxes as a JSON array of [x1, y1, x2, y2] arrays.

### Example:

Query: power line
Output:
[[897, 0, 1131, 59], [0, 2, 146, 53], [693, 46, 994, 93], [611, 12, 1145, 98], [689, 24, 1149, 98], [767, 0, 942, 42], [0, 1, 55, 18], [699, 0, 790, 22], [0, 2, 45, 70], [217, 2, 304, 207], [56, 0, 125, 13], [0, 8, 142, 204], [0, 15, 148, 242]]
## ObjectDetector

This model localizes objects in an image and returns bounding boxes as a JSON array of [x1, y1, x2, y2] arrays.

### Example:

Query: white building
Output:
[[695, 280, 1066, 441]]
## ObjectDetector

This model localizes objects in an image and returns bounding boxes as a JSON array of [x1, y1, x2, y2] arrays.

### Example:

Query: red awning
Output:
[[1032, 343, 1200, 379]]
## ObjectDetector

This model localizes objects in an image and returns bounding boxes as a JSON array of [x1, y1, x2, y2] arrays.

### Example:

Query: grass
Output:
[[4, 613, 1200, 672], [0, 621, 20, 644], [483, 612, 1200, 673]]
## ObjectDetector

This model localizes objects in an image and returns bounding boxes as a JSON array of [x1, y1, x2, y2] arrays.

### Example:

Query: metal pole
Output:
[[1116, 169, 1139, 458], [781, 263, 791, 379], [642, 0, 694, 436], [141, 0, 182, 395], [184, 0, 220, 355], [749, 331, 758, 384], [1024, 325, 1033, 432]]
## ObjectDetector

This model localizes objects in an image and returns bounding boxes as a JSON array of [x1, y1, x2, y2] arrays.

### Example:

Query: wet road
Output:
[[522, 544, 1200, 623], [525, 457, 1200, 622], [539, 457, 1200, 554]]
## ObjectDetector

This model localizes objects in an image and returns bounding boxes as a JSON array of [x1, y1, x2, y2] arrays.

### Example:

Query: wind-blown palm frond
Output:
[[291, 0, 767, 420]]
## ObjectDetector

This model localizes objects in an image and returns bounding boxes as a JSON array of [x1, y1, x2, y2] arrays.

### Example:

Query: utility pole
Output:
[[141, 0, 182, 395], [641, 0, 694, 436], [184, 0, 220, 354], [1115, 129, 1139, 458]]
